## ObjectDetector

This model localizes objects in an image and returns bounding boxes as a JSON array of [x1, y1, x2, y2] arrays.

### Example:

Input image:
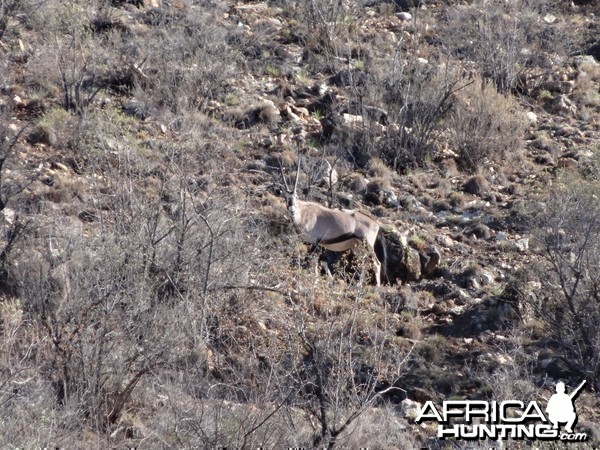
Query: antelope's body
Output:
[[287, 197, 382, 286], [275, 158, 384, 285]]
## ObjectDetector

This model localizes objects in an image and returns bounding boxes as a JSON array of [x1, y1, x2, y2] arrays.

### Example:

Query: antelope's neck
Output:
[[290, 201, 310, 234], [290, 203, 303, 228]]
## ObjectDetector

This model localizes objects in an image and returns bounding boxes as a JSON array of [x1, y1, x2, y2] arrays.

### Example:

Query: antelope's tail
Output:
[[374, 230, 389, 285]]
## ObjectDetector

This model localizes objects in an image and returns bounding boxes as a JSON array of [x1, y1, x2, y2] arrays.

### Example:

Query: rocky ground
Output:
[[0, 0, 599, 448]]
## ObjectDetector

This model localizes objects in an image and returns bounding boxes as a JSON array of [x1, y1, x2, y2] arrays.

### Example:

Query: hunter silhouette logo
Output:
[[546, 380, 586, 433], [415, 380, 588, 442]]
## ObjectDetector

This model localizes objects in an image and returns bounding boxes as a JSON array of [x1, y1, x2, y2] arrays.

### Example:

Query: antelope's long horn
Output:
[[293, 156, 301, 194], [279, 161, 291, 193]]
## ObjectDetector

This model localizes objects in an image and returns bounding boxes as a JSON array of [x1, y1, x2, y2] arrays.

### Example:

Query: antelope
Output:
[[278, 161, 384, 286]]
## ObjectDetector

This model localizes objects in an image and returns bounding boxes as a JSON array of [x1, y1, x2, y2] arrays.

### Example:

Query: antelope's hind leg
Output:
[[361, 242, 381, 286], [372, 251, 381, 286]]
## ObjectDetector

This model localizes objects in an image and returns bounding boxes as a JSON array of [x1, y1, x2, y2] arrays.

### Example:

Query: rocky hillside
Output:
[[0, 0, 599, 447]]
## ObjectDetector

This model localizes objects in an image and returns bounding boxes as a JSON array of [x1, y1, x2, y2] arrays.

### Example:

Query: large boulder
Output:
[[378, 225, 441, 284]]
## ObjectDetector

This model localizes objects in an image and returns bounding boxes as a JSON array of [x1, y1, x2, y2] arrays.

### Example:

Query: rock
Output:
[[365, 179, 392, 206], [2, 208, 16, 225], [430, 302, 446, 315], [479, 270, 495, 286], [463, 175, 489, 196], [515, 238, 529, 252], [259, 101, 281, 125], [281, 104, 301, 125], [379, 226, 407, 284], [397, 12, 412, 21], [259, 136, 273, 148], [543, 14, 557, 24], [361, 104, 388, 124], [466, 223, 492, 240], [525, 111, 538, 126], [27, 126, 57, 146], [404, 247, 421, 282], [573, 55, 598, 68], [496, 354, 514, 365], [342, 113, 364, 127], [551, 95, 577, 115], [458, 264, 495, 290], [557, 157, 577, 168], [436, 234, 455, 249], [421, 247, 441, 275], [288, 103, 309, 119], [383, 190, 399, 208], [555, 125, 583, 138], [400, 398, 422, 420]]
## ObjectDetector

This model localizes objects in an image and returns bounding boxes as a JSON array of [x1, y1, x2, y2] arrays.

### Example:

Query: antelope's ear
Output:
[[268, 183, 283, 197]]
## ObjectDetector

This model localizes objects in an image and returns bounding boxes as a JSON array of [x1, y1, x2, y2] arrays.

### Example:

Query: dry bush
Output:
[[280, 283, 414, 448], [0, 103, 271, 444], [477, 329, 538, 400], [0, 297, 57, 447], [128, 6, 238, 117], [438, 0, 569, 94], [22, 1, 237, 117], [447, 78, 525, 173], [0, 161, 268, 446], [533, 166, 600, 390], [573, 61, 600, 111], [280, 0, 363, 74], [0, 107, 30, 273], [22, 2, 116, 114], [361, 57, 461, 172], [0, 0, 48, 40]]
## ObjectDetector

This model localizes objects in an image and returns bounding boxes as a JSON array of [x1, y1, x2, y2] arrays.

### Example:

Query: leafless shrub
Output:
[[447, 77, 525, 173], [0, 0, 48, 40], [21, 2, 115, 115], [282, 286, 414, 448], [286, 0, 362, 73], [438, 0, 567, 94], [344, 53, 462, 172], [0, 107, 30, 270], [478, 327, 538, 398], [533, 168, 600, 390], [0, 96, 270, 442], [129, 7, 238, 116]]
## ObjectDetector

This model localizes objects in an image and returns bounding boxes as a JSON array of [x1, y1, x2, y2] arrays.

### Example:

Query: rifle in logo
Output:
[[570, 380, 586, 400]]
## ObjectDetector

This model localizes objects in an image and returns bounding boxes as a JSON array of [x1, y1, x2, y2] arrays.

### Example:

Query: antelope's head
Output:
[[278, 159, 301, 217]]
